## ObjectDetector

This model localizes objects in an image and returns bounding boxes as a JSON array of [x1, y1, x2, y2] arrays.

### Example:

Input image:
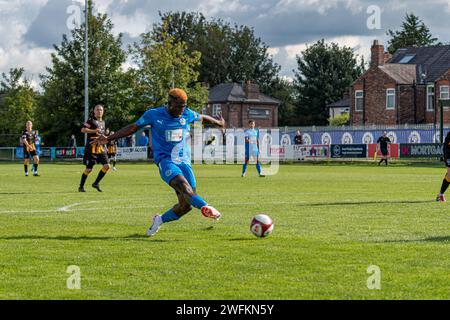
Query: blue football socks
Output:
[[161, 208, 180, 223], [189, 195, 208, 209]]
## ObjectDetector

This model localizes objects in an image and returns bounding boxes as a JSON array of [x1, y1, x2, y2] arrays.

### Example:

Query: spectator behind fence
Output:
[[137, 132, 149, 147], [131, 134, 136, 147], [68, 134, 77, 148], [294, 130, 303, 145]]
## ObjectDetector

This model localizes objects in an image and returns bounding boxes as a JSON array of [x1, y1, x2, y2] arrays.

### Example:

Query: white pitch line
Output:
[[57, 200, 109, 212]]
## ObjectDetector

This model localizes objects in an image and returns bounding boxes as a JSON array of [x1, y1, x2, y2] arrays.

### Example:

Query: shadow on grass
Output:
[[228, 237, 259, 241], [376, 236, 450, 243], [0, 233, 182, 242], [0, 192, 78, 195], [306, 200, 433, 207]]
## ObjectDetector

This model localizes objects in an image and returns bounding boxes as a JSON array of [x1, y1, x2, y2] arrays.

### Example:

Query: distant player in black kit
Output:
[[22, 120, 40, 176], [106, 130, 118, 171], [377, 131, 391, 166], [79, 105, 110, 192], [436, 131, 450, 202]]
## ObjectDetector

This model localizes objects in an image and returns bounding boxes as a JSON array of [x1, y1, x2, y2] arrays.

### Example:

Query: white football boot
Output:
[[146, 215, 163, 237]]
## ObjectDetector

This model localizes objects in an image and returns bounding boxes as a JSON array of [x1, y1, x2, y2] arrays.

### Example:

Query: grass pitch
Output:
[[0, 161, 448, 299]]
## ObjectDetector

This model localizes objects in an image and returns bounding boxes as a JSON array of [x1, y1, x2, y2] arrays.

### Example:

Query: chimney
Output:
[[371, 40, 385, 68], [244, 80, 260, 100], [384, 52, 392, 64]]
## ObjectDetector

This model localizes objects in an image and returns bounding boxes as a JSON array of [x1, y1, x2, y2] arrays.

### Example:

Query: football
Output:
[[250, 214, 274, 238]]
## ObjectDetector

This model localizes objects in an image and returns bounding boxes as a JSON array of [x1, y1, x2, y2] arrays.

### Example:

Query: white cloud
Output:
[[270, 35, 380, 78], [198, 0, 251, 16], [2, 0, 450, 87]]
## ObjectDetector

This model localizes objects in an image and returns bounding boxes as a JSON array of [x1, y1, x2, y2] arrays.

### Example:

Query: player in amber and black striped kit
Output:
[[106, 130, 118, 171], [22, 121, 40, 177], [79, 105, 110, 192], [436, 131, 450, 202]]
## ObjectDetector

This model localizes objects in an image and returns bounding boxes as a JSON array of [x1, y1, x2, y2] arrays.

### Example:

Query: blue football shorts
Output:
[[158, 158, 196, 189]]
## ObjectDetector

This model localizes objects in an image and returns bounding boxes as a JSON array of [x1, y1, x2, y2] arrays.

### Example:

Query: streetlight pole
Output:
[[84, 0, 89, 144]]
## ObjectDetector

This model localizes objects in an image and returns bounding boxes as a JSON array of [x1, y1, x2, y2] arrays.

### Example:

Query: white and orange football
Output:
[[250, 214, 274, 238]]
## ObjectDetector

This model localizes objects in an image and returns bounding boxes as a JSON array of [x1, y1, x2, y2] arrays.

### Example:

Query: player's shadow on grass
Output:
[[307, 200, 433, 207], [377, 236, 450, 243], [0, 192, 77, 195], [0, 234, 182, 242]]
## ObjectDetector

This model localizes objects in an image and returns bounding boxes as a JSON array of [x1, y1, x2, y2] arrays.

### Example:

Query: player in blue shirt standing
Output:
[[91, 88, 225, 237], [242, 120, 264, 177]]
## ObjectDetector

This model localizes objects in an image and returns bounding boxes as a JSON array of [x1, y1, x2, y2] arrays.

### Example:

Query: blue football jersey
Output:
[[135, 106, 200, 164], [245, 128, 259, 152]]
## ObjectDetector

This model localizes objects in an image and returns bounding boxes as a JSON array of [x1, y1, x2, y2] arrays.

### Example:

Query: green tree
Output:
[[295, 39, 363, 126], [263, 77, 297, 126], [152, 11, 280, 89], [131, 32, 208, 112], [387, 13, 440, 54], [37, 0, 136, 145], [0, 68, 37, 146], [329, 113, 350, 126]]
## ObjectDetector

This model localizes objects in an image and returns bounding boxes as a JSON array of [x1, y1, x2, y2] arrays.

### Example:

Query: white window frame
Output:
[[355, 90, 363, 112], [386, 88, 396, 110], [212, 104, 222, 117], [427, 85, 435, 111], [440, 86, 450, 100]]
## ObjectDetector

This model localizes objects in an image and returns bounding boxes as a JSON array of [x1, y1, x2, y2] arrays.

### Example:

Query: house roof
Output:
[[388, 45, 450, 82], [379, 64, 417, 84], [327, 97, 350, 108], [208, 83, 281, 105]]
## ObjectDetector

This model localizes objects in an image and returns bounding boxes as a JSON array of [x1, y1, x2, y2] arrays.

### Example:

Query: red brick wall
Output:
[[351, 67, 429, 125], [351, 68, 398, 125]]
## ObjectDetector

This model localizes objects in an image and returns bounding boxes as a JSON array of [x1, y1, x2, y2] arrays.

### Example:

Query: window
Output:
[[212, 104, 222, 116], [355, 90, 363, 112], [248, 108, 270, 119], [427, 85, 435, 111], [386, 89, 396, 110], [399, 55, 415, 64], [440, 86, 450, 100]]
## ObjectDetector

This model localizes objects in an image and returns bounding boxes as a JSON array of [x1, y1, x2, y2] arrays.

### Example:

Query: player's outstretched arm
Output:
[[200, 112, 225, 129], [91, 123, 139, 145]]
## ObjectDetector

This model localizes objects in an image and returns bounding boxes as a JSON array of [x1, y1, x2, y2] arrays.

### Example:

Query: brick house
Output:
[[350, 40, 450, 125], [205, 82, 280, 128], [327, 92, 350, 119]]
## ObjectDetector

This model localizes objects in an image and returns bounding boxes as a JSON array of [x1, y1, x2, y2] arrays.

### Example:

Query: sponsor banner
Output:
[[331, 144, 367, 158], [285, 144, 330, 160], [368, 144, 400, 159], [116, 147, 148, 160], [270, 146, 285, 157], [15, 147, 24, 159], [281, 129, 442, 145], [40, 147, 52, 158], [399, 143, 443, 158], [76, 147, 85, 157], [55, 147, 77, 158]]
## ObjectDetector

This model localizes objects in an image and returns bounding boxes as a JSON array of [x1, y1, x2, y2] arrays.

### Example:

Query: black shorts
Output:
[[107, 153, 116, 158], [83, 153, 109, 169], [380, 148, 389, 156], [23, 147, 37, 158]]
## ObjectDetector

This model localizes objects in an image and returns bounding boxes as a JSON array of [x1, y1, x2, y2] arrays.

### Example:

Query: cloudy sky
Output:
[[1, 0, 450, 88]]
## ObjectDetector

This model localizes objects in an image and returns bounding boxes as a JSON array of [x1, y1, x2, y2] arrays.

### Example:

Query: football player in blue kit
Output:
[[91, 88, 225, 236], [242, 120, 264, 177]]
